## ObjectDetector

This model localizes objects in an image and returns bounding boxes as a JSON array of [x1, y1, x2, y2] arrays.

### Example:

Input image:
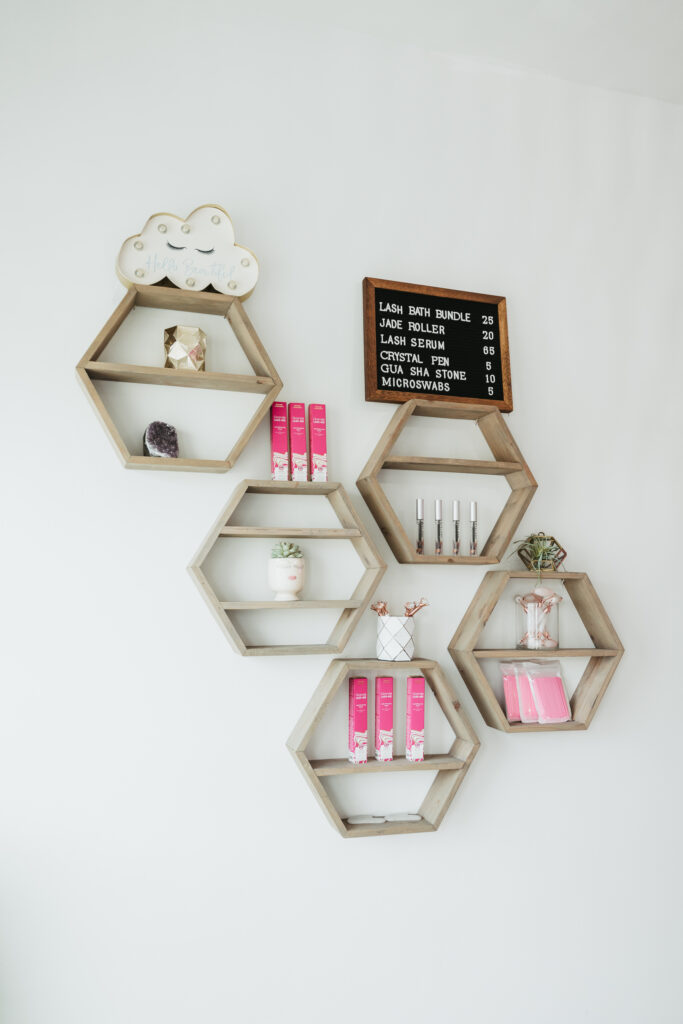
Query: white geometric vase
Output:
[[376, 615, 415, 661]]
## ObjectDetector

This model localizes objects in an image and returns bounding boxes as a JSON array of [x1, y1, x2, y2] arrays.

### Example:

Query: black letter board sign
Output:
[[363, 277, 513, 412]]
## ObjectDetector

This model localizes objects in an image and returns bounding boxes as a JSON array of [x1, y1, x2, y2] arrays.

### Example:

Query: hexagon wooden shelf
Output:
[[357, 399, 537, 564], [448, 570, 624, 733], [189, 481, 386, 656], [287, 658, 480, 837], [76, 284, 282, 472]]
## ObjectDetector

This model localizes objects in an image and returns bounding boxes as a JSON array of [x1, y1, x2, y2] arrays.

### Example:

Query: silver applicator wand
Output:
[[470, 500, 478, 557], [435, 499, 443, 556], [416, 498, 424, 555], [453, 499, 460, 556]]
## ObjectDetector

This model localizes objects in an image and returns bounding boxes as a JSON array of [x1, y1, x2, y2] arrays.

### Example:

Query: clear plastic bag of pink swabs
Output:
[[499, 661, 538, 723], [500, 661, 522, 722], [524, 659, 571, 724]]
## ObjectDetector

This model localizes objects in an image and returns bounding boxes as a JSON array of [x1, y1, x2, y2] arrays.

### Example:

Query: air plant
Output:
[[270, 541, 303, 559], [514, 532, 566, 581]]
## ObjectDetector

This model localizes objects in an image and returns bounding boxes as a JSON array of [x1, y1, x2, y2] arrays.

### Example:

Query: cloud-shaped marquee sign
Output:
[[117, 204, 258, 297]]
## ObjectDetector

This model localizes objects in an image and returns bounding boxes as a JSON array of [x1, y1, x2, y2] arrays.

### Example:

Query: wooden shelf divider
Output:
[[357, 399, 537, 564], [342, 818, 436, 838], [219, 526, 361, 539], [220, 600, 362, 611], [382, 455, 523, 475], [311, 753, 466, 776], [287, 658, 480, 838], [76, 284, 282, 472], [400, 554, 499, 565], [245, 643, 339, 657], [126, 456, 230, 472], [189, 481, 386, 657], [448, 570, 624, 733], [472, 648, 619, 659], [84, 361, 275, 394]]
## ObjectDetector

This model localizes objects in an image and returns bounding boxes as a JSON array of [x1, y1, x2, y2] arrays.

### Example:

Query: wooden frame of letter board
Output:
[[363, 277, 513, 412]]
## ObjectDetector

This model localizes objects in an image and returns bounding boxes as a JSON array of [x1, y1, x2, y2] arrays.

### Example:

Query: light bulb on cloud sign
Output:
[[117, 204, 259, 297]]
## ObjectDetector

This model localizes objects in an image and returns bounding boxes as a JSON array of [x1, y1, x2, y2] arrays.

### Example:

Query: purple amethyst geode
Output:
[[143, 421, 179, 458]]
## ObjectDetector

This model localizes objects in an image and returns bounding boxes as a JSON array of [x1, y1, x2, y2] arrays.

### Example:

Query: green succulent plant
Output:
[[271, 540, 304, 559]]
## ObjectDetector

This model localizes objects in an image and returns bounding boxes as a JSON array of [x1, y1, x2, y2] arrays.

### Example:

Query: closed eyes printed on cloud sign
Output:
[[117, 204, 259, 297]]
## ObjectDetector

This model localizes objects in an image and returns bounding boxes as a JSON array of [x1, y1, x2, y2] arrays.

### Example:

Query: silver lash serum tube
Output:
[[416, 497, 424, 555], [470, 500, 478, 557], [453, 499, 460, 556], [435, 498, 443, 556]]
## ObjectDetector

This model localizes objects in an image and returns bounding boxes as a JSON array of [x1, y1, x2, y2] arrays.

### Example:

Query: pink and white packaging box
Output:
[[288, 403, 308, 481], [406, 676, 425, 762], [374, 676, 393, 761], [348, 677, 368, 764], [308, 403, 327, 481], [270, 402, 289, 480]]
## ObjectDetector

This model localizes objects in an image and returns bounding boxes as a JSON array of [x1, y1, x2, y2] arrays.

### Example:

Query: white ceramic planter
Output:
[[376, 615, 415, 661], [267, 557, 305, 601]]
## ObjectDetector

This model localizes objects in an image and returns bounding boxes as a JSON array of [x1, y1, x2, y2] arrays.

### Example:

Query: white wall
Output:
[[2, 2, 681, 1022]]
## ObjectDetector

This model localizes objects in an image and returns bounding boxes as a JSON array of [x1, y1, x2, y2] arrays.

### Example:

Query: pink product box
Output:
[[374, 676, 393, 761], [348, 677, 368, 764], [288, 403, 308, 481], [308, 403, 327, 482], [270, 402, 289, 480], [406, 676, 425, 762]]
